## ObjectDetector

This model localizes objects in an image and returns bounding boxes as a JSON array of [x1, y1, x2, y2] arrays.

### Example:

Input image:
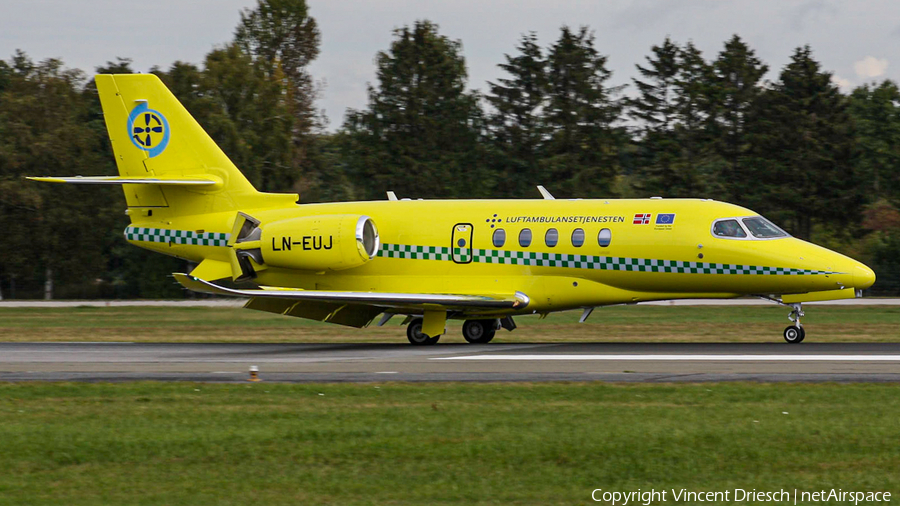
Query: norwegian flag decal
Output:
[[633, 213, 651, 225]]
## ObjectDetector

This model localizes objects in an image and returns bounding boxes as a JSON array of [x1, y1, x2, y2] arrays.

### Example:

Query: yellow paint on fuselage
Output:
[[36, 74, 876, 322], [127, 197, 875, 315]]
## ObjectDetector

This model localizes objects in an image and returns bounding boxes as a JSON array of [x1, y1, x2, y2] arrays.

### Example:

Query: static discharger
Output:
[[248, 365, 261, 382]]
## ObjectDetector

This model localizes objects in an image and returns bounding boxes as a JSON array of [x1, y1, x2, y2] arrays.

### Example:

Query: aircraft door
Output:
[[451, 223, 473, 264]]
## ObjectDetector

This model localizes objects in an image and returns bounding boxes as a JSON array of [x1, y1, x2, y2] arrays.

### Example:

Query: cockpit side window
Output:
[[713, 219, 747, 238], [742, 217, 788, 238]]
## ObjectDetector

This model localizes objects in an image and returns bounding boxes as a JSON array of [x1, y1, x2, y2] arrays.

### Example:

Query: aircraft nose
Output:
[[853, 263, 876, 290]]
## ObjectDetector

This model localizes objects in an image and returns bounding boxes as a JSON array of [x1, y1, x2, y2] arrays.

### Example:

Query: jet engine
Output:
[[229, 213, 380, 281]]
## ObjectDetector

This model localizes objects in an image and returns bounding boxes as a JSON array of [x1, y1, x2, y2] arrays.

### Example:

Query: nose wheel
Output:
[[783, 325, 805, 343], [783, 303, 805, 343]]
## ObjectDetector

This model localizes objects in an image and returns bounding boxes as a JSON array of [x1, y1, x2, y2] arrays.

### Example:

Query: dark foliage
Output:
[[1, 21, 898, 296]]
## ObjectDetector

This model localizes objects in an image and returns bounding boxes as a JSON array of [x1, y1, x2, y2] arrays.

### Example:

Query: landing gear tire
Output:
[[783, 325, 805, 343], [462, 319, 497, 344], [407, 318, 440, 346]]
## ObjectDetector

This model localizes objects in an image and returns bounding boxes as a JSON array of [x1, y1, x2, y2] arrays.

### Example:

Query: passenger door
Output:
[[451, 223, 473, 264]]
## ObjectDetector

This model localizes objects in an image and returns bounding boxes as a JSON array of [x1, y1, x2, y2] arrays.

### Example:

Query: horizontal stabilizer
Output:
[[27, 176, 220, 186], [172, 273, 530, 310]]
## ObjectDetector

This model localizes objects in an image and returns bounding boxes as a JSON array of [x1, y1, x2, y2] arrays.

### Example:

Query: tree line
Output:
[[1, 0, 898, 298]]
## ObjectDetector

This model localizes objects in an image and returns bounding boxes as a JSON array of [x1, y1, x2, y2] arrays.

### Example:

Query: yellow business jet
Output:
[[30, 74, 876, 344]]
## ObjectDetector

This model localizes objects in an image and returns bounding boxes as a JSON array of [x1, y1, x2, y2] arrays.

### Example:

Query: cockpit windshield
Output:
[[713, 219, 747, 238], [741, 217, 788, 238], [711, 216, 790, 240]]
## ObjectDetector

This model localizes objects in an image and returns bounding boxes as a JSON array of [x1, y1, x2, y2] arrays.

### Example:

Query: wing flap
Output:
[[244, 298, 383, 328], [172, 273, 530, 310]]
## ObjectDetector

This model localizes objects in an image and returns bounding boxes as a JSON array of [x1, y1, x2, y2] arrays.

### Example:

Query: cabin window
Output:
[[713, 219, 747, 238], [571, 228, 585, 247], [519, 229, 532, 247], [742, 217, 788, 238], [492, 228, 506, 247], [545, 228, 559, 247], [598, 228, 612, 247]]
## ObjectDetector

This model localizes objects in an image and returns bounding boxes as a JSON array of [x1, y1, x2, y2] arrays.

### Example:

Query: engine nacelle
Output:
[[259, 215, 380, 271]]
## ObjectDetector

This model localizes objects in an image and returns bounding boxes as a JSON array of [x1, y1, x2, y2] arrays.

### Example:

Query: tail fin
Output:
[[92, 74, 295, 217]]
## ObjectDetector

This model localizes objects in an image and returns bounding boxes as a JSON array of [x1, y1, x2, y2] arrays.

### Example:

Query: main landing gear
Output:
[[405, 317, 511, 345], [783, 303, 805, 344], [462, 319, 497, 344], [406, 318, 440, 346]]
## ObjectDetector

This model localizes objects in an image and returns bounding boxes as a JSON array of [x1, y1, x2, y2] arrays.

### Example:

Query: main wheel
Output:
[[462, 319, 497, 344], [783, 325, 805, 343], [407, 318, 440, 346]]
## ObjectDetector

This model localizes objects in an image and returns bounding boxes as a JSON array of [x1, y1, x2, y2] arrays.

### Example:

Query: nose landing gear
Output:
[[783, 303, 805, 343]]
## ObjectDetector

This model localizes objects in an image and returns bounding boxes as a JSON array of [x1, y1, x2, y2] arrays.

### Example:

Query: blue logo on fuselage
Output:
[[127, 102, 170, 158]]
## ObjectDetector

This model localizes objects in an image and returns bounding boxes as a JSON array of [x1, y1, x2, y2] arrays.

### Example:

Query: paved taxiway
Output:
[[1, 342, 899, 382]]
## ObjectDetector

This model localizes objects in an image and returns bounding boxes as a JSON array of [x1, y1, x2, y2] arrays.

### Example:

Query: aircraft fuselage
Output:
[[126, 197, 875, 316]]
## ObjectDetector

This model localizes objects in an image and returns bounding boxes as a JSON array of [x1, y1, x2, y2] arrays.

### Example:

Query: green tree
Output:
[[672, 42, 719, 197], [152, 46, 295, 192], [543, 26, 624, 198], [710, 35, 768, 202], [235, 0, 321, 194], [485, 32, 548, 197], [294, 133, 358, 202], [235, 0, 320, 106], [208, 44, 294, 192], [0, 53, 121, 298], [628, 37, 682, 196], [341, 20, 489, 199], [746, 46, 858, 240], [849, 80, 900, 207]]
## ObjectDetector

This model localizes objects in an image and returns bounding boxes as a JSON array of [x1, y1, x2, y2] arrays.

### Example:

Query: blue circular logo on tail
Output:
[[127, 103, 170, 157]]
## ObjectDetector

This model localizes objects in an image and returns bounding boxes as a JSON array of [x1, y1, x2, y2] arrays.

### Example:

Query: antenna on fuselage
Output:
[[536, 185, 555, 200], [386, 191, 398, 201]]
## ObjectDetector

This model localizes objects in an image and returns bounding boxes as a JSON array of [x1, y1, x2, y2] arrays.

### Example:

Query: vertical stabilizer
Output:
[[95, 74, 296, 218]]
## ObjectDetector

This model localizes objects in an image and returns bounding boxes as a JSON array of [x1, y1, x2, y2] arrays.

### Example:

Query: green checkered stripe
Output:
[[379, 243, 453, 261], [378, 243, 832, 276], [124, 227, 230, 247]]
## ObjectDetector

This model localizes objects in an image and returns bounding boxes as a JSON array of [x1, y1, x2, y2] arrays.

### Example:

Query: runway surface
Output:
[[2, 342, 900, 383]]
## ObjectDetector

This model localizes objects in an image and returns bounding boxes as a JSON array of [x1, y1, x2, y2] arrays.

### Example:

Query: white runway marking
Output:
[[434, 354, 900, 361]]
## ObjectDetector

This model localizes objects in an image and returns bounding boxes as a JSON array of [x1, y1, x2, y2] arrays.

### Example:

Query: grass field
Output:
[[2, 308, 898, 504], [0, 304, 898, 343], [0, 382, 898, 505]]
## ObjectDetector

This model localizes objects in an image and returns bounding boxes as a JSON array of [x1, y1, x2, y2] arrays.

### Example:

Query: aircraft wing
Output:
[[172, 273, 530, 310], [27, 176, 219, 185]]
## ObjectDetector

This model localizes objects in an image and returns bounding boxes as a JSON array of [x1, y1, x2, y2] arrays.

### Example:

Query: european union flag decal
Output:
[[656, 213, 676, 225]]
